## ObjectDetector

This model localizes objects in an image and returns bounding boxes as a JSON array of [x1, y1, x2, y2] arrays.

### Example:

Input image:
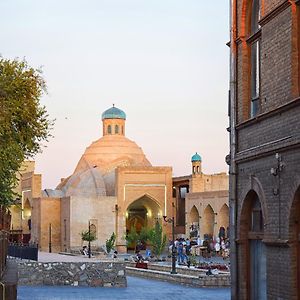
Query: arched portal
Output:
[[202, 205, 215, 238], [289, 186, 300, 299], [23, 198, 32, 243], [126, 194, 161, 237], [189, 206, 199, 237], [219, 204, 229, 238], [240, 190, 267, 300]]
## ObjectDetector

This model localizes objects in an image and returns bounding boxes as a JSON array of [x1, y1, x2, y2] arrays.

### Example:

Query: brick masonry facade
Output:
[[229, 0, 300, 299]]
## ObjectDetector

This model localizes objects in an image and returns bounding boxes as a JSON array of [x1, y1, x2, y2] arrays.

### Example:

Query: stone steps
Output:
[[126, 266, 230, 288]]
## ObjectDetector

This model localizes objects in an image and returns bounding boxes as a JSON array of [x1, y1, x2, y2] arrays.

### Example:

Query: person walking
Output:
[[177, 243, 184, 264]]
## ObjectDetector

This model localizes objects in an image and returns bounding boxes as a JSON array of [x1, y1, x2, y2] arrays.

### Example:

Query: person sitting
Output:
[[82, 246, 88, 256], [135, 250, 144, 262], [215, 237, 221, 256], [112, 250, 118, 259]]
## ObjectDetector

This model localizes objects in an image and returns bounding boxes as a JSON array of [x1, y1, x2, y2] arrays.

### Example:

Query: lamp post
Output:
[[49, 223, 52, 253], [88, 221, 91, 259], [163, 215, 177, 274]]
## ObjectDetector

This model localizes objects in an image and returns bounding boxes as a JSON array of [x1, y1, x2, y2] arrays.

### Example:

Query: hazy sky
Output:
[[1, 0, 230, 189]]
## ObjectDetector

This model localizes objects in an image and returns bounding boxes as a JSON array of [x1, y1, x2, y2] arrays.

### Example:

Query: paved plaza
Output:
[[18, 276, 230, 300]]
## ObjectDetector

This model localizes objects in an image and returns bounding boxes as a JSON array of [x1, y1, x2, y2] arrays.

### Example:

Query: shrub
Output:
[[148, 221, 167, 257], [81, 230, 96, 242], [106, 232, 116, 254]]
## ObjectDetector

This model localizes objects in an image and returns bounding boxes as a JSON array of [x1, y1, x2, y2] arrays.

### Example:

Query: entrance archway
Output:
[[240, 190, 267, 300], [289, 186, 300, 299], [219, 204, 229, 238], [126, 195, 161, 248], [23, 198, 32, 244], [189, 206, 199, 237], [202, 205, 215, 238]]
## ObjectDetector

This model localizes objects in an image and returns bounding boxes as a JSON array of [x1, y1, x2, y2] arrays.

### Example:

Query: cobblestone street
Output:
[[18, 276, 230, 300]]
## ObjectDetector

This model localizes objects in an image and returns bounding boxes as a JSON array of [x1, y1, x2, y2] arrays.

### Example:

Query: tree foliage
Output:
[[125, 226, 139, 250], [81, 230, 96, 242], [148, 221, 167, 257], [0, 57, 53, 206], [105, 232, 116, 254], [125, 223, 167, 256]]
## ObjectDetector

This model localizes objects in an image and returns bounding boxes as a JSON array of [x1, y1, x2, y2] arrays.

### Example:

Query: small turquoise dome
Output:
[[191, 152, 202, 162], [102, 105, 126, 120]]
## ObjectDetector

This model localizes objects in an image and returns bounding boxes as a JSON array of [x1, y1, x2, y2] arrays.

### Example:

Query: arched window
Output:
[[90, 224, 97, 237], [115, 125, 119, 134], [193, 166, 195, 174], [248, 194, 266, 300], [249, 0, 261, 117], [197, 166, 200, 173], [107, 125, 112, 134], [122, 126, 124, 135]]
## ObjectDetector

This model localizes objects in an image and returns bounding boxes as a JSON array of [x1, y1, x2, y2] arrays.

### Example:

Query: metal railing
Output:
[[8, 243, 38, 261], [0, 231, 8, 280]]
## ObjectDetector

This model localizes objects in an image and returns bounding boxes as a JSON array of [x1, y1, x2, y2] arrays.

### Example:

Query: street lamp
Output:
[[49, 223, 52, 253], [163, 215, 177, 274], [88, 221, 91, 259]]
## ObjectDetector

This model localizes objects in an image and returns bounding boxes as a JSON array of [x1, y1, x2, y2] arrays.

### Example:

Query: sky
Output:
[[1, 0, 230, 189]]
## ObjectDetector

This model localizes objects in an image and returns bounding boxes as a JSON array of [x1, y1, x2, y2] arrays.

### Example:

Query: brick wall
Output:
[[230, 0, 300, 299], [261, 8, 292, 112]]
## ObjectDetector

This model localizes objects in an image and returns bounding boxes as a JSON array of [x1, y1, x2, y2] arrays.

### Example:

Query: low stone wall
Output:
[[18, 261, 126, 287], [126, 267, 230, 288], [126, 261, 230, 276]]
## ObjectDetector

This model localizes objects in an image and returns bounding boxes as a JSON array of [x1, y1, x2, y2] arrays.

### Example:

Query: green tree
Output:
[[125, 227, 139, 250], [105, 232, 116, 254], [125, 226, 150, 251], [0, 57, 53, 206], [81, 230, 96, 242], [148, 221, 167, 257], [139, 226, 149, 243]]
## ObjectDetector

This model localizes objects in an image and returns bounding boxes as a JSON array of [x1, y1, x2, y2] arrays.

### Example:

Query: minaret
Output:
[[190, 152, 203, 193], [101, 104, 126, 136], [191, 152, 202, 177]]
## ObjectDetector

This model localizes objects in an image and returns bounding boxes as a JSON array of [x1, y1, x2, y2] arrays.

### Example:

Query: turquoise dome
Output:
[[191, 152, 202, 162], [102, 106, 126, 120]]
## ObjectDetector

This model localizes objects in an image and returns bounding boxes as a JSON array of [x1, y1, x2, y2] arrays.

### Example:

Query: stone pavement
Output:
[[18, 276, 230, 300], [37, 252, 102, 262], [37, 251, 230, 265]]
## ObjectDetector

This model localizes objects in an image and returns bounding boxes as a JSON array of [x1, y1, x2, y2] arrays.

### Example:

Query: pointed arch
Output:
[[23, 198, 31, 219], [126, 194, 161, 234], [202, 204, 215, 237], [190, 205, 199, 224], [219, 203, 229, 238], [288, 185, 300, 299], [239, 176, 268, 234], [239, 189, 267, 300]]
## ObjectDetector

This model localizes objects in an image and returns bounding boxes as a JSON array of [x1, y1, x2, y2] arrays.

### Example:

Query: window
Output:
[[251, 0, 260, 33], [90, 224, 96, 236], [248, 194, 266, 300], [250, 41, 260, 117], [172, 187, 176, 198], [107, 125, 112, 134], [180, 186, 188, 199], [197, 166, 200, 173], [115, 125, 119, 134], [193, 166, 195, 174], [251, 196, 263, 232], [249, 0, 261, 118]]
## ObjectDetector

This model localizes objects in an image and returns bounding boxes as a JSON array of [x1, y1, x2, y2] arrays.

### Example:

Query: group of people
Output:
[[168, 238, 192, 264], [169, 236, 230, 264], [200, 236, 230, 259]]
